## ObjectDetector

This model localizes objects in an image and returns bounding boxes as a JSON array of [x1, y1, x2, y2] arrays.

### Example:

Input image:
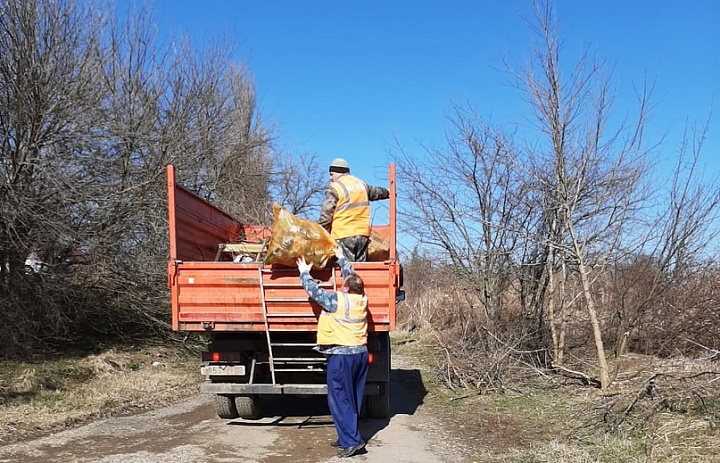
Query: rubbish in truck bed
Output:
[[264, 203, 336, 268]]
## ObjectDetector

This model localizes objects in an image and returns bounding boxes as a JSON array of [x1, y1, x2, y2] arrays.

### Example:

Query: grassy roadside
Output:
[[391, 331, 720, 463], [0, 343, 201, 445], [1, 332, 718, 462]]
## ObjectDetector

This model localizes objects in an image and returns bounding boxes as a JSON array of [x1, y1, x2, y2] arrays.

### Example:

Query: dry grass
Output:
[[393, 330, 720, 463], [1, 333, 718, 462], [0, 344, 201, 445]]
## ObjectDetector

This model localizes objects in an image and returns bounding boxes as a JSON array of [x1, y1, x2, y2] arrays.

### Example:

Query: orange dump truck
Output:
[[166, 164, 404, 419]]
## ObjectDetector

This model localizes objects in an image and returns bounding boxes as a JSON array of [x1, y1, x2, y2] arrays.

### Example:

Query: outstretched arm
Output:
[[297, 257, 338, 313], [366, 183, 389, 201], [334, 246, 356, 279]]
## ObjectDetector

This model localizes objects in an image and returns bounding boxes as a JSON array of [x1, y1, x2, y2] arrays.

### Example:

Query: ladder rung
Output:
[[266, 313, 317, 317], [258, 359, 323, 366], [271, 384, 327, 389], [261, 282, 303, 288], [270, 342, 317, 347], [264, 298, 311, 303], [272, 357, 325, 362], [258, 265, 338, 387], [262, 282, 334, 288], [273, 368, 325, 372]]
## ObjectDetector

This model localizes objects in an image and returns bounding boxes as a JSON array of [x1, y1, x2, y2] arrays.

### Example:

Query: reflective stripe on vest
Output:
[[316, 292, 368, 346], [330, 175, 371, 239]]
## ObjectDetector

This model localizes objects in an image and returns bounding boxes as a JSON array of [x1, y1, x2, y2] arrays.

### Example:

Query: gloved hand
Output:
[[334, 246, 344, 260], [296, 256, 313, 274]]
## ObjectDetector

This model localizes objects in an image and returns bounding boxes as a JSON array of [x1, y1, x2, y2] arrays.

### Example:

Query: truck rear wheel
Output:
[[214, 394, 239, 419], [366, 382, 390, 418], [235, 395, 261, 419]]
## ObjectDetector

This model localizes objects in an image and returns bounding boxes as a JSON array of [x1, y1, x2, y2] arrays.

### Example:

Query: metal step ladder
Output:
[[257, 266, 337, 385]]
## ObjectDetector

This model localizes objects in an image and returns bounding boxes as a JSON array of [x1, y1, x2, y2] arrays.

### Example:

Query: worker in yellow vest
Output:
[[319, 158, 389, 261], [297, 246, 368, 458]]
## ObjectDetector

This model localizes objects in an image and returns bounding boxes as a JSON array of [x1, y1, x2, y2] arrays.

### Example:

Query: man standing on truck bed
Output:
[[318, 158, 389, 261], [296, 247, 368, 458]]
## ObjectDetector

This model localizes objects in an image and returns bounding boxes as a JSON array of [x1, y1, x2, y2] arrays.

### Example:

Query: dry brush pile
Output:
[[397, 252, 720, 439]]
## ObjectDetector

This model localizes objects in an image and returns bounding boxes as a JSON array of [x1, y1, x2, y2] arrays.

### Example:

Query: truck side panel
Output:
[[168, 168, 246, 262], [172, 262, 394, 332]]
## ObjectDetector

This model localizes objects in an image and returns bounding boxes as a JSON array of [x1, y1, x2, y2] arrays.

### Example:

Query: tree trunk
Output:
[[571, 225, 610, 391], [546, 243, 560, 362]]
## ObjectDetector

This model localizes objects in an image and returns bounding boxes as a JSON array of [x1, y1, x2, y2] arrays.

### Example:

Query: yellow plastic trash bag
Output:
[[265, 204, 336, 268]]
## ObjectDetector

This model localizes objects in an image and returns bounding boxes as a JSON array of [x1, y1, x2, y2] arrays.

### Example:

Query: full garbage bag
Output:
[[264, 204, 336, 268]]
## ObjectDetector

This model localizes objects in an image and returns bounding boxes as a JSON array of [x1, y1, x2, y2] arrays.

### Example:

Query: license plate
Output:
[[200, 365, 246, 376]]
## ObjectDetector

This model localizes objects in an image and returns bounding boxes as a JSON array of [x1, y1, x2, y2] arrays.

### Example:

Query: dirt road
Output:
[[0, 360, 462, 463]]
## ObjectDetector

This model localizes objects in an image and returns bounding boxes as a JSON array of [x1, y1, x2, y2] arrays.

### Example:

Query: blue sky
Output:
[[152, 0, 719, 226]]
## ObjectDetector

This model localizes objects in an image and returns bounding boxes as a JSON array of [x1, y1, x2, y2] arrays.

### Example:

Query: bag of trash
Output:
[[265, 204, 336, 268]]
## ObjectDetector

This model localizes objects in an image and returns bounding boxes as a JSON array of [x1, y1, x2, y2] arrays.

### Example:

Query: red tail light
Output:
[[368, 352, 374, 364], [212, 352, 220, 362]]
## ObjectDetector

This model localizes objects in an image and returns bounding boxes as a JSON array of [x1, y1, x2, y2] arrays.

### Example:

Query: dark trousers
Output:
[[336, 235, 370, 262], [327, 351, 369, 448]]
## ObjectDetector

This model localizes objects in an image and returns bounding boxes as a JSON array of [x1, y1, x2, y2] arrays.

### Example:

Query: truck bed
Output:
[[166, 165, 400, 334]]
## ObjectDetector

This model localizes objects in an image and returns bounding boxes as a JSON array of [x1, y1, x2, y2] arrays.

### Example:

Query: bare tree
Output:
[[0, 0, 278, 356], [0, 0, 107, 354], [512, 1, 654, 391], [395, 1, 719, 396], [269, 152, 326, 217], [397, 104, 534, 332], [607, 120, 720, 359], [209, 64, 274, 224]]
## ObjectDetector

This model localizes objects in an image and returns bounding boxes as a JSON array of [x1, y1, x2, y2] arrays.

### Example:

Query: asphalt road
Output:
[[0, 361, 462, 463]]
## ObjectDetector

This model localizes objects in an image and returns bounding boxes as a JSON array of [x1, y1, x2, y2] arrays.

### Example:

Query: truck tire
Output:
[[235, 395, 261, 419], [366, 382, 390, 418], [214, 394, 239, 419]]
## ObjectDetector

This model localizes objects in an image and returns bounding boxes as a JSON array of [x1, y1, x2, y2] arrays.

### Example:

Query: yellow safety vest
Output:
[[329, 175, 371, 239], [316, 292, 368, 347]]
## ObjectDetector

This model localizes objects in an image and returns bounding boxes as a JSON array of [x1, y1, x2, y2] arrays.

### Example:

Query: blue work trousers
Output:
[[327, 351, 369, 448]]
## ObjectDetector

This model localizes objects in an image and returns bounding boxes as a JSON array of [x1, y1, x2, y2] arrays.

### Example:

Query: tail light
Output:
[[368, 352, 374, 364]]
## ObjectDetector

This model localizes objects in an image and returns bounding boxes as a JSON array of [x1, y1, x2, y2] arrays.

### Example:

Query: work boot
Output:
[[337, 441, 366, 458]]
